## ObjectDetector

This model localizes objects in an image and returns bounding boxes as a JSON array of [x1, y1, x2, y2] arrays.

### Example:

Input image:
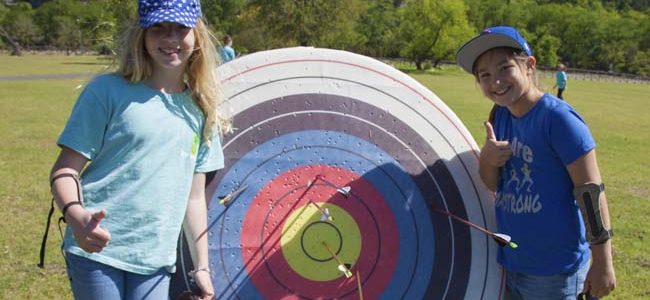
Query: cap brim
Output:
[[456, 34, 525, 74]]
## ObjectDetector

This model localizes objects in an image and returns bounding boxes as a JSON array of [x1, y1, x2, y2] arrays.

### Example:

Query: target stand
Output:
[[170, 47, 505, 299]]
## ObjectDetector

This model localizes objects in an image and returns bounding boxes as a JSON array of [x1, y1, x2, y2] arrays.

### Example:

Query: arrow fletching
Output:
[[337, 186, 351, 197], [493, 233, 518, 249], [338, 264, 353, 278], [320, 208, 333, 221], [218, 184, 248, 206]]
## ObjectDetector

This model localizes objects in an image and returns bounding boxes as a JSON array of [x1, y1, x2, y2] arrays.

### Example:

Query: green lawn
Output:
[[1, 54, 648, 299], [0, 54, 113, 77]]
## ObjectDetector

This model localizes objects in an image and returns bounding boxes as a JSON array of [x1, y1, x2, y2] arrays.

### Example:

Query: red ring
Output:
[[241, 164, 399, 299]]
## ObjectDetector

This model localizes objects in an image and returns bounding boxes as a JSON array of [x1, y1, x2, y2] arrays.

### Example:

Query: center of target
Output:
[[301, 221, 341, 262], [281, 203, 361, 281]]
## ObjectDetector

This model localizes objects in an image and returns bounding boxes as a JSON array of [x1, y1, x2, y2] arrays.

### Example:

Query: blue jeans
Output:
[[66, 253, 171, 300], [506, 262, 595, 300]]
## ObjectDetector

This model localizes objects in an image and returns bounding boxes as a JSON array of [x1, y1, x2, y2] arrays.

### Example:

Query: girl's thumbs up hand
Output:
[[481, 121, 512, 167], [68, 208, 112, 253]]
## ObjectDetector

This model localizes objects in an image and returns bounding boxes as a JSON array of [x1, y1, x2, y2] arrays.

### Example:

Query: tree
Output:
[[601, 0, 649, 11], [51, 16, 78, 52], [530, 33, 560, 67], [80, 1, 117, 54], [355, 0, 400, 57], [201, 0, 246, 35], [248, 0, 363, 47], [33, 0, 118, 54], [526, 4, 568, 66], [34, 0, 81, 46], [632, 12, 650, 75], [398, 0, 472, 70], [0, 3, 22, 55], [2, 2, 40, 53], [463, 0, 533, 32], [597, 10, 647, 73], [231, 4, 282, 53], [0, 26, 22, 55], [555, 5, 638, 71]]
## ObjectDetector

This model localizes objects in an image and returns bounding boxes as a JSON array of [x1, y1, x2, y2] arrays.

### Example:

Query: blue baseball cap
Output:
[[456, 26, 532, 74], [138, 0, 202, 29]]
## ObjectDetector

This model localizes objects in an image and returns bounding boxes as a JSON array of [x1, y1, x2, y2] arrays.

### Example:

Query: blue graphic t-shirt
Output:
[[492, 94, 594, 275], [58, 73, 224, 275]]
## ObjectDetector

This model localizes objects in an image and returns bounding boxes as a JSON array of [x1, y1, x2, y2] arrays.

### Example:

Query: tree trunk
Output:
[[415, 59, 423, 70], [0, 26, 23, 56]]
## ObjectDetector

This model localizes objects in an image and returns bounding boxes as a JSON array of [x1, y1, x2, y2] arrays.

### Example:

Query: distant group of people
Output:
[[45, 0, 614, 298]]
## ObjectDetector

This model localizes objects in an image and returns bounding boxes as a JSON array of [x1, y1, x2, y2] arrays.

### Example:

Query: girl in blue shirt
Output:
[[456, 26, 615, 299], [49, 0, 228, 299]]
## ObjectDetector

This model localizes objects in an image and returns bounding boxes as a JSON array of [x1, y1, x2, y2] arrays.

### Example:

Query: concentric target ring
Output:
[[241, 165, 398, 299], [299, 220, 344, 262], [170, 47, 505, 300]]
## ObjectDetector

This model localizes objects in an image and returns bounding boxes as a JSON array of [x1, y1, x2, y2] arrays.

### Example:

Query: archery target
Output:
[[172, 47, 505, 299]]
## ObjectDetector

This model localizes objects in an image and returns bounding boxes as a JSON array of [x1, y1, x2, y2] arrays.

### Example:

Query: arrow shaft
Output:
[[309, 200, 328, 215], [356, 271, 364, 300], [317, 175, 506, 244], [434, 208, 495, 236], [321, 241, 345, 266]]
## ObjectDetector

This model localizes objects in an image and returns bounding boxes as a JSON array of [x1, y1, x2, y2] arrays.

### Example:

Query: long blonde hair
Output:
[[118, 18, 230, 141]]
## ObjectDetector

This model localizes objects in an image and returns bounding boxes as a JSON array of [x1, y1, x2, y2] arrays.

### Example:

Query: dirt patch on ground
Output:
[[635, 256, 650, 269]]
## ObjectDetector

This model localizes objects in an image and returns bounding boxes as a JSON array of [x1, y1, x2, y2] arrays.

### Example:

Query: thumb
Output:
[[88, 209, 107, 229], [484, 121, 497, 141]]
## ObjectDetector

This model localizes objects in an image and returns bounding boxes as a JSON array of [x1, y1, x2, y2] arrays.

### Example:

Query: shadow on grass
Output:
[[383, 61, 463, 77], [396, 67, 464, 77], [61, 56, 115, 66], [61, 62, 107, 66]]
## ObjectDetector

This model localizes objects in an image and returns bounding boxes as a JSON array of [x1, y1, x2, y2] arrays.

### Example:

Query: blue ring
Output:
[[209, 130, 433, 299]]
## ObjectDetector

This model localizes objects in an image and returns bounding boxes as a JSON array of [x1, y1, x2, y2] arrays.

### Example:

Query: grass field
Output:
[[1, 54, 648, 299]]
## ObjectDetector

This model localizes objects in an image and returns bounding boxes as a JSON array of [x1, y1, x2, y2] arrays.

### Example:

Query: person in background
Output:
[[456, 26, 616, 299], [49, 0, 228, 298], [554, 63, 568, 100], [219, 34, 236, 63]]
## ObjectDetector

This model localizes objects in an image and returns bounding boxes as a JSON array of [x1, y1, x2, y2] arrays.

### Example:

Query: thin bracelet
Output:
[[188, 267, 211, 277], [61, 201, 83, 219]]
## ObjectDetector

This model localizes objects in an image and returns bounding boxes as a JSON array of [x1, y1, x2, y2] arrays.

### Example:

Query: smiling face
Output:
[[144, 22, 196, 74], [474, 47, 537, 111]]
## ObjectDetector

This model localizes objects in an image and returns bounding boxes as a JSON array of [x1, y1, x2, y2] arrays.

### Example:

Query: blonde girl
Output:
[[49, 0, 227, 299]]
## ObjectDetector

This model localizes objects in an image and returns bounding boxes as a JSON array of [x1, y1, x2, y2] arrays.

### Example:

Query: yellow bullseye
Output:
[[281, 203, 361, 281]]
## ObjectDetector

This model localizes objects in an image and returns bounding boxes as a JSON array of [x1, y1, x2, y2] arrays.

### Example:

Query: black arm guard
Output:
[[574, 183, 612, 245]]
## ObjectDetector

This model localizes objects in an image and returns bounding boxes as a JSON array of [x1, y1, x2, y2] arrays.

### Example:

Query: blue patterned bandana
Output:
[[138, 0, 202, 28]]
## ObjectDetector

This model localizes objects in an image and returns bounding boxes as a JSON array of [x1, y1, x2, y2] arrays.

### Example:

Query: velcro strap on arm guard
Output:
[[574, 183, 612, 245]]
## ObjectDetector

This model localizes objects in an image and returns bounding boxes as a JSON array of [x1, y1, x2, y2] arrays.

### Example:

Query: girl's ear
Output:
[[526, 56, 537, 74]]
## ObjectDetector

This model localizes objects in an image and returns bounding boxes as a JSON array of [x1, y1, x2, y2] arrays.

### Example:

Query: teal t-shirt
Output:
[[219, 45, 235, 63], [555, 71, 567, 89], [58, 73, 224, 274]]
